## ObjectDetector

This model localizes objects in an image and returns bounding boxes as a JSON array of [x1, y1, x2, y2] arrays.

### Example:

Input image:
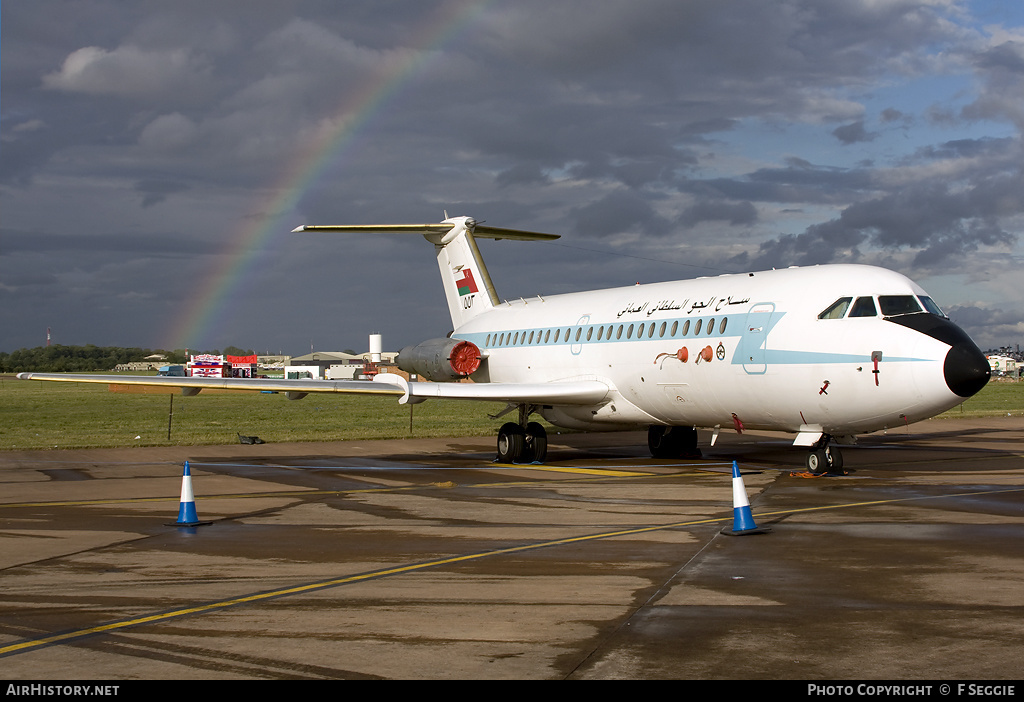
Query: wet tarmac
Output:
[[1, 417, 1022, 680]]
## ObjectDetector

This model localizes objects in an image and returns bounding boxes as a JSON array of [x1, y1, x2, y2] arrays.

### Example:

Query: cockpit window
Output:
[[919, 296, 947, 318], [878, 295, 922, 316], [818, 297, 852, 320], [849, 296, 877, 318]]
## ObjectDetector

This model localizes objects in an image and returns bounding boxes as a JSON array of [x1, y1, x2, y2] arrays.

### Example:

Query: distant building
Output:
[[987, 354, 1018, 376], [188, 354, 231, 378], [257, 355, 290, 371], [115, 354, 168, 372], [287, 343, 400, 381]]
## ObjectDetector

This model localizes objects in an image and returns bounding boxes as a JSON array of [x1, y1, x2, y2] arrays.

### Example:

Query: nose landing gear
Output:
[[805, 436, 844, 474]]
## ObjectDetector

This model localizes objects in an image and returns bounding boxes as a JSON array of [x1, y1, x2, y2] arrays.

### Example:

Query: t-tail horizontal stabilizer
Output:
[[293, 215, 559, 329]]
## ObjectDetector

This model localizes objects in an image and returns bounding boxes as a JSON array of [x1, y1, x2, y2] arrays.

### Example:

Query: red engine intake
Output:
[[397, 338, 481, 381]]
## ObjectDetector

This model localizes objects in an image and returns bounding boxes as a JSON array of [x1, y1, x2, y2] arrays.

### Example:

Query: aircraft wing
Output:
[[15, 372, 609, 406]]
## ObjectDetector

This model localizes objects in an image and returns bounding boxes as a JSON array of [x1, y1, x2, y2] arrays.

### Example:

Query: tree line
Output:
[[0, 345, 254, 373]]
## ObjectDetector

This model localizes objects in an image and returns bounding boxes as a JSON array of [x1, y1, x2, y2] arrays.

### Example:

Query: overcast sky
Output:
[[3, 0, 1024, 355]]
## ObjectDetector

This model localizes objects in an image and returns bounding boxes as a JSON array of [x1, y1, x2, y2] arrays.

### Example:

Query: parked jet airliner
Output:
[[19, 216, 990, 471]]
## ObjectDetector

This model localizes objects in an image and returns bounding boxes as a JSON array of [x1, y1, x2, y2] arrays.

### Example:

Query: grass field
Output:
[[1, 374, 1021, 451], [0, 374, 510, 450]]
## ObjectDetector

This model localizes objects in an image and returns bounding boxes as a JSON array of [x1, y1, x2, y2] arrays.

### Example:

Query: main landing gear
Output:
[[495, 404, 547, 463], [648, 425, 702, 459], [804, 436, 844, 474]]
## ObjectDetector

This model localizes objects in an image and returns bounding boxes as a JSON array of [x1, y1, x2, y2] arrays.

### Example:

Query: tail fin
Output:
[[292, 216, 558, 330]]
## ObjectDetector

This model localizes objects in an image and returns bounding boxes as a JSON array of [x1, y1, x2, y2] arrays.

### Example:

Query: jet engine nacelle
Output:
[[396, 338, 481, 382]]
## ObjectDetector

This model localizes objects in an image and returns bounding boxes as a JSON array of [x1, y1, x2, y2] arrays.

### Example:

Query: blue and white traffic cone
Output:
[[721, 460, 769, 536], [168, 461, 211, 527]]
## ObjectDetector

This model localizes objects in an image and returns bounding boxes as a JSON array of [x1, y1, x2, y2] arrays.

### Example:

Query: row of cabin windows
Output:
[[485, 317, 729, 348], [818, 294, 946, 320]]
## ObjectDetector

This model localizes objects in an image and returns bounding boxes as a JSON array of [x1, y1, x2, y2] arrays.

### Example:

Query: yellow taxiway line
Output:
[[3, 484, 1022, 658]]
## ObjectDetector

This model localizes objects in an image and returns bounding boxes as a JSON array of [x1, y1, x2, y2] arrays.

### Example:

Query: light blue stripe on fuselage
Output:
[[456, 310, 933, 366]]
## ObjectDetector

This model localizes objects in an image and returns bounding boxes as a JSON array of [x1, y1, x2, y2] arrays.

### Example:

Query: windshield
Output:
[[919, 296, 947, 317], [818, 297, 852, 320], [878, 295, 922, 316]]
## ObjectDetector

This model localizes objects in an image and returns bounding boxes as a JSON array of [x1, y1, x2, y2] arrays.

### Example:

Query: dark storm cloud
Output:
[[1, 229, 208, 257], [910, 136, 1017, 160], [745, 169, 1022, 270], [945, 303, 1024, 351], [2, 1, 1023, 352], [134, 180, 191, 208], [833, 120, 878, 145], [974, 40, 1024, 73], [678, 159, 878, 207], [677, 200, 758, 228], [569, 191, 669, 239]]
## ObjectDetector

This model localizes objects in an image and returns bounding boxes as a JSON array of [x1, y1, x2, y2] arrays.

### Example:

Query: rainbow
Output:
[[165, 1, 493, 351]]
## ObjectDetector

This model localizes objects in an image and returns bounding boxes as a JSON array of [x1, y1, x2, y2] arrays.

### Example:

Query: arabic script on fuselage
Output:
[[616, 295, 751, 318]]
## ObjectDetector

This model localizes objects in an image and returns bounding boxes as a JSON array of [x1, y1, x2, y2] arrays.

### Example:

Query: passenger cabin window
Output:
[[849, 296, 877, 317], [819, 297, 852, 319], [879, 295, 922, 317]]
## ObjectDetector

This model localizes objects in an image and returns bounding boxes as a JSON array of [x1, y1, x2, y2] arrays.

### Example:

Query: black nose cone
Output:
[[944, 340, 990, 398], [885, 312, 990, 398]]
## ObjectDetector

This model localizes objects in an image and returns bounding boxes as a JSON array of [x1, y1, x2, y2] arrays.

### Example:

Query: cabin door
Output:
[[742, 303, 775, 374]]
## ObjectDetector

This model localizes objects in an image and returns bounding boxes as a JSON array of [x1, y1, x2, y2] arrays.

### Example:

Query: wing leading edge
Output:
[[16, 372, 608, 406]]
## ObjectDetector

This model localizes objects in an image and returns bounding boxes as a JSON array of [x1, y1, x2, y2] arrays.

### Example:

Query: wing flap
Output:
[[17, 373, 608, 406], [407, 379, 608, 404], [16, 373, 406, 397]]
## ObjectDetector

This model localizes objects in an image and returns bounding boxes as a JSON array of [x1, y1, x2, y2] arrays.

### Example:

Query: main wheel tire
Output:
[[497, 422, 525, 463], [677, 426, 701, 458], [649, 425, 700, 459], [525, 421, 548, 463], [648, 425, 677, 458]]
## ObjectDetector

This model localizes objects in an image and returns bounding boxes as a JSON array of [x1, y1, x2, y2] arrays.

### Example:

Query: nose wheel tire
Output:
[[805, 445, 843, 473]]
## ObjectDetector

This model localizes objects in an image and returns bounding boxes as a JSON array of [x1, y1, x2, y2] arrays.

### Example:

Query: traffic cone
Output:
[[721, 460, 769, 536], [168, 461, 211, 527]]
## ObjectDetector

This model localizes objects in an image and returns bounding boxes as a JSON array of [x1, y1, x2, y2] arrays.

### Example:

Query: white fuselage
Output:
[[452, 264, 972, 438]]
